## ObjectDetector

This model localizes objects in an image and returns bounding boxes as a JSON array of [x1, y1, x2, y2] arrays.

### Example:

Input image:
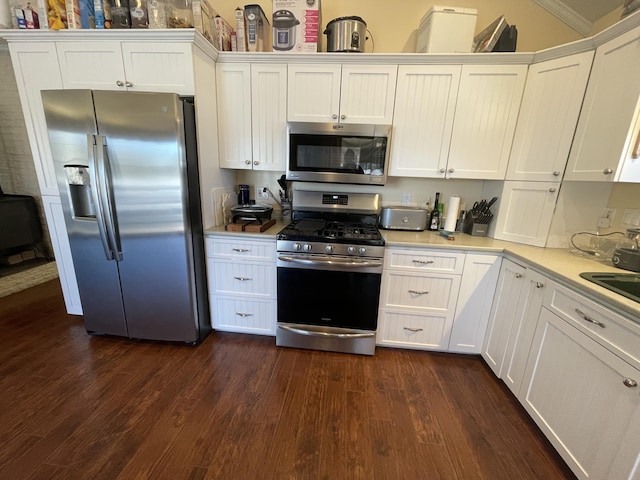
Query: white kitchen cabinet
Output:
[[448, 253, 501, 354], [506, 51, 594, 182], [42, 196, 82, 315], [217, 63, 287, 171], [388, 65, 460, 178], [287, 64, 397, 124], [8, 42, 64, 197], [206, 236, 277, 335], [56, 41, 195, 94], [565, 24, 640, 182], [492, 181, 560, 247], [446, 64, 527, 180], [520, 307, 640, 480], [482, 258, 526, 375]]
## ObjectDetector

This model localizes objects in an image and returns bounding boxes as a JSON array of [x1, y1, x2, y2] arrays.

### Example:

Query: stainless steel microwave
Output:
[[286, 122, 391, 186]]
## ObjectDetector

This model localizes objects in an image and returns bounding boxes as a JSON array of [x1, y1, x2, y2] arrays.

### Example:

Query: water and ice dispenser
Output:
[[64, 164, 96, 219]]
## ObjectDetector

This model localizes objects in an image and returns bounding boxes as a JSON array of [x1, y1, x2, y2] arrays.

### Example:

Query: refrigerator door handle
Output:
[[88, 134, 115, 260], [95, 134, 123, 261]]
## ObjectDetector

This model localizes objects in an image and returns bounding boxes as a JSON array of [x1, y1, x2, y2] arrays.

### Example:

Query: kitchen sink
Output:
[[580, 272, 640, 303]]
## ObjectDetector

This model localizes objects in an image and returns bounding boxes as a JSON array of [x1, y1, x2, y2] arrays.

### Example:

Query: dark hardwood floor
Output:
[[0, 279, 576, 480]]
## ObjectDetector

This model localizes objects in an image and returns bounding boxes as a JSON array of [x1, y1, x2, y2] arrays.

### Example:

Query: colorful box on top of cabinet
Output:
[[272, 0, 320, 52], [417, 5, 477, 53]]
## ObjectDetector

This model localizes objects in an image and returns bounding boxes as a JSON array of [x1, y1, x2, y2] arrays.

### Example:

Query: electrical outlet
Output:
[[622, 209, 640, 227], [401, 193, 411, 206], [596, 208, 616, 228], [256, 186, 269, 200]]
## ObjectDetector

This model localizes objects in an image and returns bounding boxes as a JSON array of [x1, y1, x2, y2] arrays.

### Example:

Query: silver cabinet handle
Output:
[[236, 312, 254, 317], [448, 168, 455, 173], [549, 187, 557, 193], [412, 259, 434, 264], [403, 327, 424, 332], [332, 114, 338, 119], [232, 248, 250, 252], [253, 160, 259, 165], [234, 276, 252, 281], [535, 282, 544, 288], [552, 171, 561, 176], [341, 114, 346, 120], [245, 160, 251, 165], [408, 290, 428, 295], [623, 378, 638, 388], [116, 80, 124, 87], [515, 273, 523, 278], [575, 308, 606, 328], [439, 168, 446, 173], [125, 81, 133, 88], [603, 168, 613, 175]]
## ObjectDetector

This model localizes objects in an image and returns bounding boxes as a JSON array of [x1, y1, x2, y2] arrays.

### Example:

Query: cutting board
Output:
[[225, 218, 276, 233]]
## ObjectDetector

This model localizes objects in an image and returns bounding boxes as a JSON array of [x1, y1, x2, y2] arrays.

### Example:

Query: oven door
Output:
[[276, 253, 382, 355], [286, 122, 390, 185]]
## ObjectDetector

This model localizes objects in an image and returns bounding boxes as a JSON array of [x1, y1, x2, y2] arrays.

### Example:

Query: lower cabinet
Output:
[[377, 248, 500, 353], [205, 236, 276, 335]]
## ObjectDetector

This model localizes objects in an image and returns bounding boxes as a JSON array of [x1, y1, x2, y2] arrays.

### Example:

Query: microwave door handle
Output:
[[95, 135, 122, 261], [87, 134, 115, 261]]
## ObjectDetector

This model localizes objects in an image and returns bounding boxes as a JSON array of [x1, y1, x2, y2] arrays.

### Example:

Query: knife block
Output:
[[462, 213, 491, 236]]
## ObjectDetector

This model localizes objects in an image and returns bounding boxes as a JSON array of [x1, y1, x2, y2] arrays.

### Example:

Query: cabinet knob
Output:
[[116, 80, 125, 87], [332, 114, 338, 120], [439, 168, 446, 174], [552, 171, 561, 176], [603, 168, 613, 175], [448, 168, 455, 173], [245, 160, 251, 165], [549, 187, 557, 193], [341, 114, 346, 120], [515, 273, 523, 279], [623, 378, 638, 388], [535, 282, 544, 288], [253, 160, 259, 165], [125, 81, 133, 88]]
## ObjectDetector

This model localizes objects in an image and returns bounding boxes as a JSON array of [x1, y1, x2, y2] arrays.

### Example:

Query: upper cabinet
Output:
[[217, 63, 287, 171], [390, 64, 527, 180], [506, 51, 594, 182], [56, 41, 195, 95], [565, 25, 640, 182], [287, 64, 398, 124]]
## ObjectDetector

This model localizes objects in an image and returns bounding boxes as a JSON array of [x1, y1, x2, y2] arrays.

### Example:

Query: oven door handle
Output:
[[278, 255, 382, 268], [278, 324, 376, 339]]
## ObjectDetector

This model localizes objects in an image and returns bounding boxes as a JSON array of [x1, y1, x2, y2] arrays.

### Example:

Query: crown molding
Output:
[[533, 0, 592, 36]]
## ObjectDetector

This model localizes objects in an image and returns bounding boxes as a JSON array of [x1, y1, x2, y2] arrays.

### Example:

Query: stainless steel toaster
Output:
[[379, 206, 428, 231]]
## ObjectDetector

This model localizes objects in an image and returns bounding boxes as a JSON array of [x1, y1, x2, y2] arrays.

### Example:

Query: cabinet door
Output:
[[449, 254, 501, 354], [565, 25, 640, 181], [501, 269, 546, 396], [381, 272, 461, 314], [520, 308, 640, 480], [482, 259, 526, 375], [447, 65, 527, 180], [388, 65, 460, 178], [377, 310, 454, 351], [507, 51, 594, 182], [339, 65, 397, 124], [492, 181, 559, 247], [42, 196, 82, 315], [213, 297, 276, 335], [287, 64, 341, 122], [120, 42, 195, 95], [56, 41, 127, 90], [216, 63, 252, 169], [251, 64, 287, 171], [8, 42, 64, 196]]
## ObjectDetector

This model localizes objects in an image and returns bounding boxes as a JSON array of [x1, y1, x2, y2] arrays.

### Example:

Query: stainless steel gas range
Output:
[[275, 190, 385, 355]]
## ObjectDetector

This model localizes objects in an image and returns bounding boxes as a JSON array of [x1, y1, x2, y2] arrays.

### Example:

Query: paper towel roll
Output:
[[443, 195, 460, 232]]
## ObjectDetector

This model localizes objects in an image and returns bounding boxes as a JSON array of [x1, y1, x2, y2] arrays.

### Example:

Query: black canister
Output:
[[238, 184, 250, 205]]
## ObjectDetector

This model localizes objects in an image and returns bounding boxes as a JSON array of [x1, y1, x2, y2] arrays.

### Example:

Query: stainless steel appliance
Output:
[[379, 206, 428, 231], [273, 9, 299, 50], [286, 122, 390, 186], [324, 16, 367, 52], [42, 90, 210, 344], [276, 190, 384, 355]]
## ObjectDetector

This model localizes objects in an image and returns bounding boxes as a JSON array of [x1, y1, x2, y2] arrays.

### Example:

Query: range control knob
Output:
[[347, 246, 356, 255], [303, 244, 312, 252], [358, 247, 366, 255], [325, 245, 334, 254], [293, 243, 302, 251]]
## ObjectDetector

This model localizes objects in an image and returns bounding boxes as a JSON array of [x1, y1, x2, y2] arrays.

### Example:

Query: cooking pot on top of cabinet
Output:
[[273, 9, 300, 51], [324, 16, 367, 53]]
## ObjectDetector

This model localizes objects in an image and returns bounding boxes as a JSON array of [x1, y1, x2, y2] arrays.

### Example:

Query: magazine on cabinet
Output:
[[472, 15, 507, 52]]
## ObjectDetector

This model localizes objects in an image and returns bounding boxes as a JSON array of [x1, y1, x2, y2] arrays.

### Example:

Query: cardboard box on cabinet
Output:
[[272, 0, 320, 53]]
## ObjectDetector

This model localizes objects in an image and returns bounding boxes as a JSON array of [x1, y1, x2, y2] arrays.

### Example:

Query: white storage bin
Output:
[[417, 5, 477, 53]]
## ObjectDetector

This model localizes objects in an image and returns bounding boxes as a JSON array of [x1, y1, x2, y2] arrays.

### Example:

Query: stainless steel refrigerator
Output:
[[42, 90, 210, 344]]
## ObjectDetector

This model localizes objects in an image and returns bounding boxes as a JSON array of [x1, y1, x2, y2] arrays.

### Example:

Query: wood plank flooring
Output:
[[0, 279, 576, 480]]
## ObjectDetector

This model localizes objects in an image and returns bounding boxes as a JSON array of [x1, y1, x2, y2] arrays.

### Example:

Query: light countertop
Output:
[[206, 224, 640, 321]]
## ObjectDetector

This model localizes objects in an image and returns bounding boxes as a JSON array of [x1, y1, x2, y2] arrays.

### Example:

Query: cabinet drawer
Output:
[[385, 248, 465, 274], [382, 272, 461, 313], [206, 237, 275, 262], [545, 281, 640, 368], [377, 310, 453, 350], [208, 259, 276, 298], [212, 297, 276, 335]]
